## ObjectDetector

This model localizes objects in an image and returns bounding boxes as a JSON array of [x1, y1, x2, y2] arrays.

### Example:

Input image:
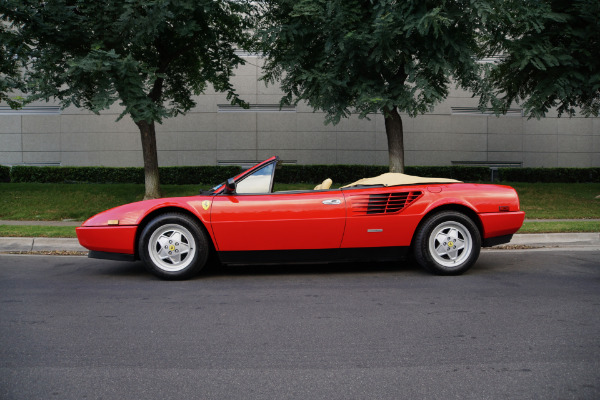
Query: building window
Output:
[[0, 105, 61, 115], [217, 104, 296, 113], [451, 107, 522, 117]]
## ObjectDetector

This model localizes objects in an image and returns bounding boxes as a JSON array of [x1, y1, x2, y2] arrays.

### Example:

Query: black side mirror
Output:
[[224, 178, 236, 194]]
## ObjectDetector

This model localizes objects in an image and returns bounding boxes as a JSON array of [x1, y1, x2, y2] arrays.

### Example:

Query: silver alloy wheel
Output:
[[428, 221, 473, 268], [147, 223, 196, 272]]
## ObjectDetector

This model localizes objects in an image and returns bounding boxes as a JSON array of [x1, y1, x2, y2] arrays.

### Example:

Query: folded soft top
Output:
[[341, 173, 461, 188]]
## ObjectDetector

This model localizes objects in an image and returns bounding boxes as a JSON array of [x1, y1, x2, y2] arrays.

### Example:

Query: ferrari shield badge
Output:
[[202, 200, 210, 210]]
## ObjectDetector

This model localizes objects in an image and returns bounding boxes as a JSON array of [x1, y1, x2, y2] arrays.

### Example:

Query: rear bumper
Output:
[[482, 234, 514, 247], [479, 211, 525, 239], [76, 226, 137, 255]]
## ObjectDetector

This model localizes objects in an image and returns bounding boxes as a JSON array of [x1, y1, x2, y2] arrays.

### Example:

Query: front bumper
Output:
[[76, 225, 137, 255]]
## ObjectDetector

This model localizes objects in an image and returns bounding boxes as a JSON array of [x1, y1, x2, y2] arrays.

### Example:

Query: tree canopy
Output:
[[0, 0, 254, 198], [257, 0, 599, 171], [256, 0, 494, 172], [0, 20, 26, 108], [478, 0, 600, 118]]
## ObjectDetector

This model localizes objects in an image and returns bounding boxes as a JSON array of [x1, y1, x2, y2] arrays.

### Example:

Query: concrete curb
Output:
[[508, 232, 600, 247], [0, 237, 87, 252], [0, 233, 599, 254]]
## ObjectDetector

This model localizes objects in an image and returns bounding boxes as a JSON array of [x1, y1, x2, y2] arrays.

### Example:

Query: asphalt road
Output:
[[1, 250, 599, 400]]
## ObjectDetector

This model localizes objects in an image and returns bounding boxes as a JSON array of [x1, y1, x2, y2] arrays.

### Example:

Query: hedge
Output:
[[0, 165, 10, 183], [275, 165, 491, 184], [3, 164, 599, 184], [9, 165, 242, 185], [498, 167, 600, 183]]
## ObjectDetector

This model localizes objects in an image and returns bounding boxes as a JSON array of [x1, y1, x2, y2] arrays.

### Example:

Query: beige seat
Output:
[[314, 178, 333, 190]]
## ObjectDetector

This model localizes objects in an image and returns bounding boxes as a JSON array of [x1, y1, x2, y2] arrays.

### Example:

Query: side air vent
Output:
[[350, 191, 423, 215]]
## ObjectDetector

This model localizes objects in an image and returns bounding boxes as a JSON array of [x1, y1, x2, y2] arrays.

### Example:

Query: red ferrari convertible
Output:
[[77, 156, 524, 279]]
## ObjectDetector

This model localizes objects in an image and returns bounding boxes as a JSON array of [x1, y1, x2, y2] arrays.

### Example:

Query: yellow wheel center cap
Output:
[[169, 245, 175, 251], [448, 241, 454, 247]]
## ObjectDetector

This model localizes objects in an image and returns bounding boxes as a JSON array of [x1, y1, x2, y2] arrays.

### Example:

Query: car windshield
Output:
[[207, 159, 277, 195], [236, 163, 275, 194]]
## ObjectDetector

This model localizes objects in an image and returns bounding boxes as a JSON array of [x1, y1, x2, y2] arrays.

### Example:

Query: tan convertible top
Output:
[[341, 173, 461, 188]]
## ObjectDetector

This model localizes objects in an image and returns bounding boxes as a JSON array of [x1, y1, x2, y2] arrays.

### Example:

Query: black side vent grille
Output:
[[351, 191, 423, 215]]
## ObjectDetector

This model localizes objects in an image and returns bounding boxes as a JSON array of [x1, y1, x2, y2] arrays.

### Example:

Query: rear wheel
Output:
[[139, 213, 208, 280], [413, 211, 481, 275]]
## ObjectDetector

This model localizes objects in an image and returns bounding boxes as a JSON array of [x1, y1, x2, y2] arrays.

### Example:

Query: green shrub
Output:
[[10, 166, 145, 184], [6, 164, 599, 184], [276, 165, 387, 184], [499, 167, 600, 183], [405, 166, 490, 182], [159, 166, 242, 185], [275, 164, 490, 184], [0, 165, 10, 183], [9, 165, 243, 184]]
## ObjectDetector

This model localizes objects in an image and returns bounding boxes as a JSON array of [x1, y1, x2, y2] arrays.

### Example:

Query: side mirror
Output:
[[224, 178, 236, 194]]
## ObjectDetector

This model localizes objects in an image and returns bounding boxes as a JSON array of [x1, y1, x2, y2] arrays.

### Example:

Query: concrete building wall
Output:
[[1, 56, 599, 167]]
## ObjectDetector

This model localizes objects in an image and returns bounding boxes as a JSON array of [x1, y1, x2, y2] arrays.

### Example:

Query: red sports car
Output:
[[76, 156, 525, 280]]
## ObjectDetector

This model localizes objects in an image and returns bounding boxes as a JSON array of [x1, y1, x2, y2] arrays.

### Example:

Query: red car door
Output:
[[210, 191, 346, 251]]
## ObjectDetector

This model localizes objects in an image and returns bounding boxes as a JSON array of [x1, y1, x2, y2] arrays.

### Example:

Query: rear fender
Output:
[[411, 199, 484, 246]]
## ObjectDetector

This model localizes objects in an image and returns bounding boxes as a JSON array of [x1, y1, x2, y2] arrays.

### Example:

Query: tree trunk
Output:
[[384, 106, 405, 173], [136, 120, 162, 200]]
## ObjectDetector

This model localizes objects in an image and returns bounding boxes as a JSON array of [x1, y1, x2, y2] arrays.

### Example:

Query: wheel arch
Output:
[[411, 204, 483, 248], [134, 206, 215, 260]]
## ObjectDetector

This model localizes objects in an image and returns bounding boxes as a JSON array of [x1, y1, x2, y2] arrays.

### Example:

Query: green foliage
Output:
[[499, 168, 600, 183], [8, 165, 598, 185], [256, 0, 488, 122], [0, 22, 25, 107], [276, 164, 489, 185], [477, 0, 600, 117], [159, 166, 242, 185], [0, 0, 254, 123], [8, 164, 490, 185], [0, 165, 11, 183], [9, 166, 242, 185]]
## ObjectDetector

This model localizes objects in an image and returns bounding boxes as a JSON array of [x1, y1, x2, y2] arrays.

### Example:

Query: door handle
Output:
[[322, 199, 342, 205]]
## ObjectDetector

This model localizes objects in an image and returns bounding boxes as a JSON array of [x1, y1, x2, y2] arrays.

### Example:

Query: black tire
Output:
[[413, 211, 481, 275], [138, 213, 209, 280]]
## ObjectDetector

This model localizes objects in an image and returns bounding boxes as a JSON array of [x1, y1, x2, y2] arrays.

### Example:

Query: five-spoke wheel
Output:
[[413, 211, 481, 275], [139, 213, 208, 280]]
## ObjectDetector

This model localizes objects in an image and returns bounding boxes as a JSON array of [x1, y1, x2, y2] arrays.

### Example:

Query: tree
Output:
[[256, 0, 491, 173], [477, 0, 600, 118], [0, 19, 26, 108], [0, 0, 253, 199]]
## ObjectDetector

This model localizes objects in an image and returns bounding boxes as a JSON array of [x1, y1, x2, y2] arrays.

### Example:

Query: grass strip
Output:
[[518, 220, 600, 234], [508, 182, 600, 219], [0, 225, 77, 238]]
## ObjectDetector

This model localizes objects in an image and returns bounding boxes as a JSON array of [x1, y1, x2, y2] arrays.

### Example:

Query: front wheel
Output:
[[139, 213, 209, 280], [413, 211, 481, 275]]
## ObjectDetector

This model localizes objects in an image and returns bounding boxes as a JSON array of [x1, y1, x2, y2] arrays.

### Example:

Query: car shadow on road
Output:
[[90, 257, 427, 280], [203, 258, 426, 278]]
